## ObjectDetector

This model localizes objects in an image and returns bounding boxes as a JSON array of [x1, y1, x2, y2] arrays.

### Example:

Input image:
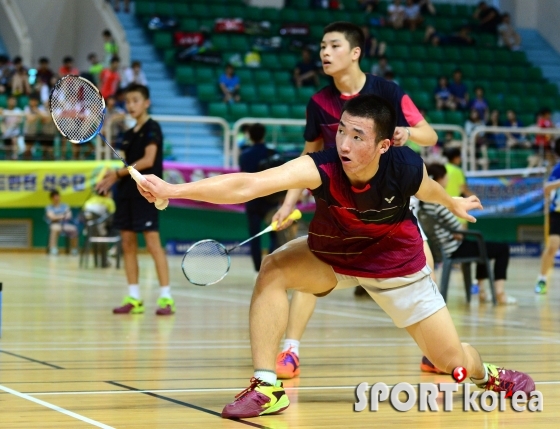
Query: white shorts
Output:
[[332, 265, 446, 328]]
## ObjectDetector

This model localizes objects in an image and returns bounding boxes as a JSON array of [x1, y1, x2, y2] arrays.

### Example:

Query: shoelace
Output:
[[235, 377, 265, 400], [486, 368, 515, 396], [278, 347, 296, 365]]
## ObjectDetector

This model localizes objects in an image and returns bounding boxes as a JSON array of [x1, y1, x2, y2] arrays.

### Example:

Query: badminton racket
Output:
[[49, 75, 168, 210], [181, 209, 302, 286]]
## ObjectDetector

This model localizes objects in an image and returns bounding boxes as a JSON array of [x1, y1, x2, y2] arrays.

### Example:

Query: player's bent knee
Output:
[[256, 254, 290, 291]]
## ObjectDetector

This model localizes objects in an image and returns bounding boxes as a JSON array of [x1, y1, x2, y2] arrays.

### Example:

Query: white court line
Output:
[[23, 380, 560, 397], [0, 384, 114, 428]]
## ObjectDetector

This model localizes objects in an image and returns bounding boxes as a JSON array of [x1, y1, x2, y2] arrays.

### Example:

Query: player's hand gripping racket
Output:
[[49, 75, 168, 210], [182, 209, 302, 286]]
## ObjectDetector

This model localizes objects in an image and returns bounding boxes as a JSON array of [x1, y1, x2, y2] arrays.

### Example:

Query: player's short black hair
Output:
[[63, 56, 73, 64], [49, 189, 60, 199], [427, 163, 448, 182], [341, 94, 396, 143], [103, 29, 112, 37], [444, 147, 461, 162], [39, 57, 49, 64], [323, 22, 365, 62], [554, 138, 560, 158], [125, 83, 150, 100], [249, 123, 266, 143]]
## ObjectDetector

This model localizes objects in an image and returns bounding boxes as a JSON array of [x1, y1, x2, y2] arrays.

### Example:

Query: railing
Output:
[[469, 126, 560, 171]]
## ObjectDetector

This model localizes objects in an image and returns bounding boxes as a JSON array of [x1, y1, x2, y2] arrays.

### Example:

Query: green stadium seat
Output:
[[279, 54, 298, 70], [440, 62, 458, 77], [209, 5, 228, 18], [394, 31, 413, 45], [254, 69, 273, 84], [212, 34, 230, 51], [460, 64, 476, 80], [279, 8, 300, 22], [258, 84, 277, 100], [135, 0, 154, 16], [314, 9, 333, 23], [236, 69, 253, 84], [229, 35, 250, 52], [460, 48, 478, 63], [191, 4, 212, 18], [401, 77, 421, 92], [522, 98, 540, 115], [437, 4, 453, 16], [477, 33, 497, 48], [377, 28, 396, 44], [273, 71, 292, 85], [510, 66, 528, 81], [408, 46, 427, 61], [511, 51, 527, 65], [486, 94, 503, 111], [525, 82, 544, 97], [427, 110, 445, 124], [442, 47, 462, 63], [230, 103, 249, 120], [290, 104, 307, 119], [249, 103, 270, 118], [543, 82, 559, 97], [194, 67, 217, 83], [519, 113, 535, 125], [491, 81, 508, 95], [422, 61, 441, 77], [493, 65, 510, 81], [503, 95, 521, 112], [444, 111, 465, 126], [261, 7, 280, 21], [528, 67, 543, 81], [153, 32, 173, 49], [540, 97, 557, 111], [260, 53, 281, 69], [508, 82, 524, 95], [174, 3, 190, 17], [297, 87, 316, 104], [180, 18, 199, 32], [310, 25, 324, 40], [227, 5, 246, 18], [208, 102, 228, 118], [277, 85, 297, 103], [410, 92, 432, 110], [387, 45, 409, 60], [419, 77, 435, 92], [175, 65, 195, 84], [155, 3, 174, 16], [477, 65, 494, 80], [239, 85, 259, 103], [163, 48, 176, 67], [198, 83, 220, 103], [494, 49, 513, 65], [243, 7, 261, 21], [390, 60, 406, 76], [270, 104, 291, 118], [331, 10, 351, 22]]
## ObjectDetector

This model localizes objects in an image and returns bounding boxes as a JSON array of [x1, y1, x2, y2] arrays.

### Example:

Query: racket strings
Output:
[[182, 240, 230, 286], [50, 76, 105, 142]]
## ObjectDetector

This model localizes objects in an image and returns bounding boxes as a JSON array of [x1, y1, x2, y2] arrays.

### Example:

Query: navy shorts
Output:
[[550, 212, 560, 236], [113, 197, 159, 232]]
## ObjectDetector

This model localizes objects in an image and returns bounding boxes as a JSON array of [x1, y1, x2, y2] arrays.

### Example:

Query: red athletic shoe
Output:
[[276, 348, 300, 379], [478, 363, 535, 397], [420, 356, 446, 374], [222, 377, 290, 418], [113, 296, 144, 314]]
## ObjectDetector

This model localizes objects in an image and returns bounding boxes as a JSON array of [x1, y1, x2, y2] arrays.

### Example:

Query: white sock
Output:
[[159, 286, 172, 299], [128, 285, 140, 300], [254, 370, 277, 385], [282, 339, 300, 356], [537, 274, 547, 282], [470, 365, 489, 385]]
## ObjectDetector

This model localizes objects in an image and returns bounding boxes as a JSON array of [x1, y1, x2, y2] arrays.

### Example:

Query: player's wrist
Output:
[[405, 127, 411, 142]]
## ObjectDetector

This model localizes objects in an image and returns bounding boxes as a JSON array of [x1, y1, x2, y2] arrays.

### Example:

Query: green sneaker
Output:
[[156, 297, 176, 315], [113, 296, 144, 314], [535, 280, 547, 294]]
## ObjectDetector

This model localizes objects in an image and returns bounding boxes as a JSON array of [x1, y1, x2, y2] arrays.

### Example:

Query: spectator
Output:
[[23, 96, 51, 160], [403, 0, 423, 31], [422, 163, 516, 305], [358, 0, 380, 13], [498, 13, 521, 51], [82, 190, 117, 268], [371, 55, 392, 77], [239, 123, 282, 272], [10, 57, 31, 96], [0, 55, 12, 92], [121, 60, 148, 87], [424, 25, 475, 47], [1, 95, 23, 159], [468, 86, 489, 122], [361, 26, 386, 58], [102, 29, 119, 67], [465, 108, 486, 140], [58, 56, 80, 77], [535, 107, 554, 152], [36, 57, 55, 86], [45, 189, 78, 256], [415, 0, 436, 16], [449, 69, 469, 110], [383, 70, 398, 85], [443, 147, 473, 198], [219, 64, 241, 103], [504, 109, 529, 147], [114, 87, 127, 111], [87, 53, 104, 86], [236, 123, 252, 150], [387, 0, 406, 29], [99, 56, 121, 99], [473, 1, 502, 34], [111, 0, 130, 13], [442, 131, 462, 149], [293, 48, 319, 88], [102, 95, 126, 147], [434, 76, 456, 111], [485, 109, 506, 148]]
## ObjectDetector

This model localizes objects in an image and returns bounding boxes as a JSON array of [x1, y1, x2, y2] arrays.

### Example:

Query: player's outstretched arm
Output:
[[415, 164, 482, 223], [138, 156, 321, 205], [393, 119, 438, 147], [272, 139, 324, 230]]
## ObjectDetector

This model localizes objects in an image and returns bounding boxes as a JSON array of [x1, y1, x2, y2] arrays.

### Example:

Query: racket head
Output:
[[181, 239, 231, 286], [49, 75, 106, 144]]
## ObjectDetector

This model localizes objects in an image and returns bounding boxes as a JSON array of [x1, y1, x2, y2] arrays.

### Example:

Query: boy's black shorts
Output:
[[549, 212, 560, 236], [114, 197, 159, 232]]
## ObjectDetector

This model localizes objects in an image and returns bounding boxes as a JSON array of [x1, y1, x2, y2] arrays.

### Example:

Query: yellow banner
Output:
[[0, 161, 120, 208]]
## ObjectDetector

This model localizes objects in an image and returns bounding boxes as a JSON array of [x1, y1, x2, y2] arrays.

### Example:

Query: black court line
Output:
[[106, 381, 273, 429], [0, 350, 64, 369]]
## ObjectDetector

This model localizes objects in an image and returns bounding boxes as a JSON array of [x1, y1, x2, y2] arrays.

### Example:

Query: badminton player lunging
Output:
[[137, 94, 535, 419]]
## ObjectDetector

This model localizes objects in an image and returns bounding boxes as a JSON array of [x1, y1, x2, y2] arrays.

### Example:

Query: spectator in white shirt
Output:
[[121, 61, 148, 88]]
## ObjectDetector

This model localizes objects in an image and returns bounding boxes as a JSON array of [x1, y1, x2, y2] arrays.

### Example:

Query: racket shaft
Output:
[[234, 225, 274, 250]]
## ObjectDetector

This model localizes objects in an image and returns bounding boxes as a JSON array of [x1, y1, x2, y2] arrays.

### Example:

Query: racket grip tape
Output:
[[271, 209, 302, 231], [127, 167, 169, 210]]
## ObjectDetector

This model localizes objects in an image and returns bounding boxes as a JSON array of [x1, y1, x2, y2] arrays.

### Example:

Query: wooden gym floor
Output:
[[0, 252, 558, 428]]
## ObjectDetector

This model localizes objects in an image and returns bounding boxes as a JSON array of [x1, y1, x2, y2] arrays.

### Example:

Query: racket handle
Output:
[[127, 166, 169, 210], [271, 209, 302, 231]]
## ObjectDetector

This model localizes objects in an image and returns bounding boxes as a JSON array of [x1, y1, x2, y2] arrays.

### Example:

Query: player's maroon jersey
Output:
[[304, 74, 424, 148], [307, 146, 426, 278]]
